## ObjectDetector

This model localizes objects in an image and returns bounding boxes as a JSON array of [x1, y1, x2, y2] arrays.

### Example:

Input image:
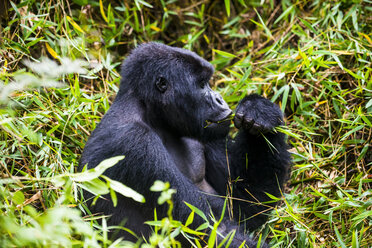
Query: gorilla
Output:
[[80, 42, 291, 247]]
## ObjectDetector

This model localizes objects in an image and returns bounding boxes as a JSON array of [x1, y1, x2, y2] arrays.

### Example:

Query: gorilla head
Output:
[[118, 42, 232, 139]]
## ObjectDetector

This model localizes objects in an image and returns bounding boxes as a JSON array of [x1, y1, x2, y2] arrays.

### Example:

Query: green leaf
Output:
[[281, 84, 290, 112], [207, 222, 217, 248], [99, 0, 108, 23], [366, 98, 372, 109], [334, 225, 347, 248], [185, 211, 195, 227], [275, 5, 294, 24], [72, 0, 88, 5], [180, 225, 206, 235], [184, 202, 208, 221], [12, 191, 25, 205], [136, 0, 153, 8], [341, 125, 364, 141], [351, 6, 358, 32], [224, 0, 230, 17], [299, 17, 318, 35], [103, 176, 145, 203], [51, 176, 66, 187], [150, 180, 170, 192], [254, 8, 272, 38], [80, 178, 109, 195], [265, 192, 281, 201], [238, 240, 246, 248], [145, 220, 163, 227], [352, 210, 372, 222], [351, 229, 359, 248], [66, 16, 85, 33], [110, 188, 117, 207], [331, 54, 344, 70], [358, 106, 372, 127], [213, 49, 236, 58], [71, 156, 124, 182], [157, 189, 176, 204], [344, 68, 363, 80], [94, 156, 125, 175]]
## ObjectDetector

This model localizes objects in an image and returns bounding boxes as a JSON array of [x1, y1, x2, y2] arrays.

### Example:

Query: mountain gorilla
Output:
[[80, 42, 291, 247]]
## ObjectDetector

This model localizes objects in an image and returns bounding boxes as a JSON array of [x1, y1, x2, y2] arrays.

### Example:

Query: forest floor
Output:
[[0, 1, 371, 247]]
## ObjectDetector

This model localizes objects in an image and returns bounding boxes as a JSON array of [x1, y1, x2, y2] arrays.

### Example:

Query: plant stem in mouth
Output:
[[204, 114, 234, 128]]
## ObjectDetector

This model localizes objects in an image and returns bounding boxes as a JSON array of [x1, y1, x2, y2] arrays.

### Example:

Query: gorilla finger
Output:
[[249, 123, 262, 136], [242, 116, 254, 130], [234, 112, 244, 129], [260, 124, 273, 133]]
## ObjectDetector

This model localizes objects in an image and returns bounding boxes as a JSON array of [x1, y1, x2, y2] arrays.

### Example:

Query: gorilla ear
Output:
[[155, 76, 168, 93]]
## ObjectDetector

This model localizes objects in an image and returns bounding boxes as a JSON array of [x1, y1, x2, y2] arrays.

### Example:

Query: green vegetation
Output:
[[0, 0, 371, 247]]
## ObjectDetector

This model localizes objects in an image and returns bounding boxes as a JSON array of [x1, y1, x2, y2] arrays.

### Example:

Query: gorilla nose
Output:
[[210, 92, 232, 121], [216, 95, 223, 105], [214, 92, 229, 109]]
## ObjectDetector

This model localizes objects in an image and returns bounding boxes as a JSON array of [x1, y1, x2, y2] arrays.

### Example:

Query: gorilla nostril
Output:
[[216, 97, 223, 105]]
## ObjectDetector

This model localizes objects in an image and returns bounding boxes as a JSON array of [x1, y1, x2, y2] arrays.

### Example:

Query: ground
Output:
[[0, 1, 371, 247]]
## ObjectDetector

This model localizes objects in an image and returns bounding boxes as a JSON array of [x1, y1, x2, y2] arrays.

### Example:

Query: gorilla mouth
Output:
[[205, 110, 233, 127]]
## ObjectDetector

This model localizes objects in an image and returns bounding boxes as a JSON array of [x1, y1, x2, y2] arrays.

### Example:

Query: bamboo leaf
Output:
[[224, 0, 230, 17], [66, 16, 85, 33], [45, 43, 58, 59], [99, 0, 108, 23]]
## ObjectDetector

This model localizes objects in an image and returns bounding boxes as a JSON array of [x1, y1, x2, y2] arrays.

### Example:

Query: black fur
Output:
[[80, 42, 291, 247]]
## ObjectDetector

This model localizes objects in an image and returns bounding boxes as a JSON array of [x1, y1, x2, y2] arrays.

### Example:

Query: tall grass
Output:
[[0, 0, 371, 247]]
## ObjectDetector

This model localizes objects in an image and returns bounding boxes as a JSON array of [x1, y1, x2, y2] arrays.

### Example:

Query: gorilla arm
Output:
[[82, 122, 209, 222], [82, 121, 264, 247], [204, 94, 291, 230]]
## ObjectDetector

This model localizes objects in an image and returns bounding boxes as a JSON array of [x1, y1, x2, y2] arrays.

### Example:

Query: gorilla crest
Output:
[[80, 42, 291, 247]]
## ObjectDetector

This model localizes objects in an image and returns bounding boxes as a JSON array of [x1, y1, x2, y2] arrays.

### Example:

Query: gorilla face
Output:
[[154, 57, 232, 139], [193, 81, 232, 139]]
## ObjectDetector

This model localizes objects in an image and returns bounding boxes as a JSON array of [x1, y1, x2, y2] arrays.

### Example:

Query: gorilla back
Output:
[[80, 42, 291, 247]]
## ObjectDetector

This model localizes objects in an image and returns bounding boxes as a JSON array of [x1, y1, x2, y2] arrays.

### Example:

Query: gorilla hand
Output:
[[234, 94, 284, 135]]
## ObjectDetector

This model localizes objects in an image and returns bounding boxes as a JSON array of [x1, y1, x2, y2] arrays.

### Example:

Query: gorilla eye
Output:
[[155, 76, 168, 93], [199, 81, 206, 89]]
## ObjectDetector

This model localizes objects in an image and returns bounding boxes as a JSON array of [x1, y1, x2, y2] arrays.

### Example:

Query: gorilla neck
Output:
[[112, 91, 146, 123]]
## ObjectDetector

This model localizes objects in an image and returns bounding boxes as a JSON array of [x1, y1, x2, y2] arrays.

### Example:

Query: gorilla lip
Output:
[[205, 110, 233, 127], [212, 110, 233, 122]]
